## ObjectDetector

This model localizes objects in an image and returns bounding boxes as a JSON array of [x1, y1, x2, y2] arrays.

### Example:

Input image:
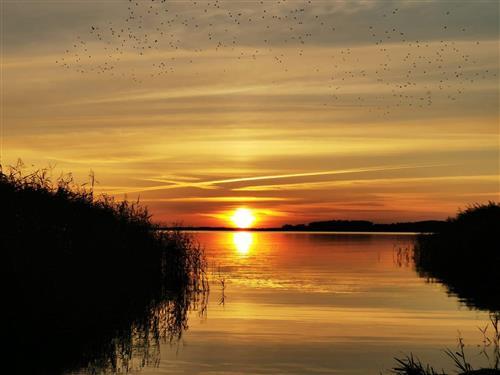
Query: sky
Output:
[[1, 0, 499, 227]]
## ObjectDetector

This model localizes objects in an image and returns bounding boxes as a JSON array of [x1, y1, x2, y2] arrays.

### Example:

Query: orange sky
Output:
[[1, 0, 498, 227]]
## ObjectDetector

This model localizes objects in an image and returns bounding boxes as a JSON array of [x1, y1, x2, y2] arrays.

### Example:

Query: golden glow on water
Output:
[[160, 232, 492, 373], [230, 208, 256, 228], [232, 231, 254, 256]]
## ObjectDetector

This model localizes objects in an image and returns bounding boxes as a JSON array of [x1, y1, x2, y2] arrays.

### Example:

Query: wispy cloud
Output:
[[140, 196, 292, 203], [130, 163, 443, 195], [234, 174, 498, 192]]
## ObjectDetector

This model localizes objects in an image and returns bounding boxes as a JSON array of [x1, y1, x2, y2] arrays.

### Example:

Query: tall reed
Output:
[[2, 161, 208, 374]]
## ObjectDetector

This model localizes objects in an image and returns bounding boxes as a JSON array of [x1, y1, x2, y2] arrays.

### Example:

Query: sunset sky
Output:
[[1, 0, 498, 227]]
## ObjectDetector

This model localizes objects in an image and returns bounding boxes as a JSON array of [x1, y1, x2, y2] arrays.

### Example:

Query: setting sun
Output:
[[230, 208, 256, 229]]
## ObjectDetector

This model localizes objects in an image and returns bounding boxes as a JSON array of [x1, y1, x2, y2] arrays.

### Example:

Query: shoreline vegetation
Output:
[[2, 165, 208, 375], [391, 202, 500, 374], [391, 313, 500, 375], [414, 202, 500, 312]]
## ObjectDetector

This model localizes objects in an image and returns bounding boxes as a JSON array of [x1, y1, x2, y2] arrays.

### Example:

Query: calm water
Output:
[[134, 232, 491, 373]]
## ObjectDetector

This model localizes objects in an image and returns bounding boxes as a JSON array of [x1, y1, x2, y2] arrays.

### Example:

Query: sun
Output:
[[230, 208, 256, 229]]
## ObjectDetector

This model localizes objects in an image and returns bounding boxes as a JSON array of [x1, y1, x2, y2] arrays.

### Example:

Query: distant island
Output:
[[162, 219, 447, 233]]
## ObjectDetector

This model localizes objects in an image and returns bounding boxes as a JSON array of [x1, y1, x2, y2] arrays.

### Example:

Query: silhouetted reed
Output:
[[390, 313, 500, 375], [1, 162, 208, 374], [413, 202, 500, 312]]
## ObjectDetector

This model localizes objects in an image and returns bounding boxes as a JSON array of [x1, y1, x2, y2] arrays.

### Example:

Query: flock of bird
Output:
[[57, 0, 496, 115]]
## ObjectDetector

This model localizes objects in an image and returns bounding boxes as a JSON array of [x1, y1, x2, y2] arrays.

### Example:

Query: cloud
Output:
[[4, 0, 498, 52], [2, 0, 498, 226], [234, 174, 499, 192], [140, 196, 292, 203], [130, 164, 443, 194]]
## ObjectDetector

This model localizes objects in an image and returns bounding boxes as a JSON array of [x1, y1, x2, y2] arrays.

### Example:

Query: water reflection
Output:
[[7, 231, 208, 375], [155, 232, 492, 375], [16, 231, 494, 374], [232, 231, 254, 256]]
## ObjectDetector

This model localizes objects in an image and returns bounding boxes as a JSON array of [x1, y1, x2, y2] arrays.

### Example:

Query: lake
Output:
[[130, 231, 491, 374]]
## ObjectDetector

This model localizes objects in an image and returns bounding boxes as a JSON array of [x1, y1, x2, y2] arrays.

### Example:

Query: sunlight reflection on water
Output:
[[148, 232, 491, 374], [232, 231, 254, 256]]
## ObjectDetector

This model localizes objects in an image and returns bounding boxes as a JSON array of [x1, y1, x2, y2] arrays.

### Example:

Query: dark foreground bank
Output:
[[390, 202, 500, 374], [414, 202, 500, 312], [1, 166, 208, 374]]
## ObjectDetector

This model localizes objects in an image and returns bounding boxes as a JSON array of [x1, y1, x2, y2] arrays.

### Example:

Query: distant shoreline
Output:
[[159, 227, 424, 234], [160, 219, 446, 233]]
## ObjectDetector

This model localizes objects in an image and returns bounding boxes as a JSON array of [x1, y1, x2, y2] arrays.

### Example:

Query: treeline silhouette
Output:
[[1, 164, 208, 375], [282, 219, 447, 232], [164, 220, 447, 232], [414, 202, 500, 312]]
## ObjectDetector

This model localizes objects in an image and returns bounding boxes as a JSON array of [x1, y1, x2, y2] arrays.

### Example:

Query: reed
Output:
[[1, 162, 208, 374], [413, 202, 500, 312], [389, 304, 500, 374]]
